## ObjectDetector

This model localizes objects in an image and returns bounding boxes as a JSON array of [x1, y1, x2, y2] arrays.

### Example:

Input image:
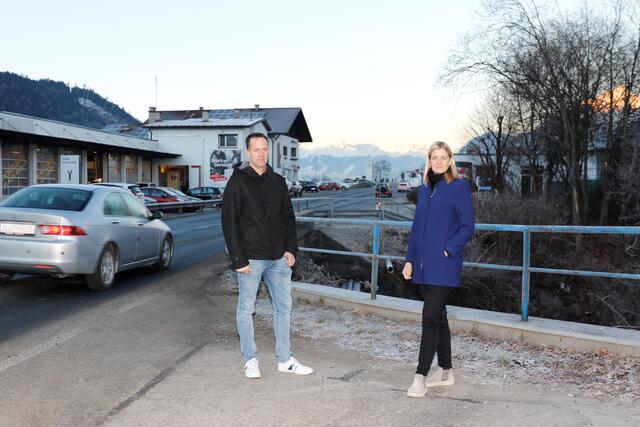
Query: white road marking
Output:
[[0, 294, 158, 374]]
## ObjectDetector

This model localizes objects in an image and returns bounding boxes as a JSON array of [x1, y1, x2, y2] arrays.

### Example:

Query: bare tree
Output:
[[442, 0, 626, 224], [373, 160, 391, 182], [463, 88, 517, 192]]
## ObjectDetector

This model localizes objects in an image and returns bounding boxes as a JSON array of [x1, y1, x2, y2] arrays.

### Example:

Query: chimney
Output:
[[254, 104, 260, 111], [200, 107, 209, 122], [148, 107, 161, 123], [233, 109, 241, 119]]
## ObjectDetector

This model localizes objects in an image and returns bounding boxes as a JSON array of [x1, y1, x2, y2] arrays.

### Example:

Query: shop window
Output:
[[141, 159, 152, 182], [108, 153, 121, 182], [2, 142, 29, 196], [124, 155, 137, 183], [36, 146, 58, 184]]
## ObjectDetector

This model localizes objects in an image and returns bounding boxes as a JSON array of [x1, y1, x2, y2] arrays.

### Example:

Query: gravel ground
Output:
[[219, 271, 640, 403]]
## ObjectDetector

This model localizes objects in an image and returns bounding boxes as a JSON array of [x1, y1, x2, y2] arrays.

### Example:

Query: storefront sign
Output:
[[210, 149, 240, 181], [60, 155, 80, 184]]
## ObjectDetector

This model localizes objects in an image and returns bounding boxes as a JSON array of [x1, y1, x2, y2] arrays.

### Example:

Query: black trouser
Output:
[[416, 284, 452, 376]]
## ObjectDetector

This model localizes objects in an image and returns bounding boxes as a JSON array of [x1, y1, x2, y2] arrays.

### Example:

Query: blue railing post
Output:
[[521, 229, 531, 321], [371, 223, 380, 300]]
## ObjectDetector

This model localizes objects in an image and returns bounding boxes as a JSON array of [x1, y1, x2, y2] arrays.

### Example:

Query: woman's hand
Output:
[[402, 262, 412, 280]]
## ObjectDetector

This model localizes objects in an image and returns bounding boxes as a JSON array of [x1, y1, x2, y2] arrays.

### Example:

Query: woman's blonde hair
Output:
[[422, 141, 458, 183]]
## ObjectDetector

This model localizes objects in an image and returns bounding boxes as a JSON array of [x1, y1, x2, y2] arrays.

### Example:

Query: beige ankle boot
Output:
[[406, 374, 427, 397], [426, 368, 455, 387]]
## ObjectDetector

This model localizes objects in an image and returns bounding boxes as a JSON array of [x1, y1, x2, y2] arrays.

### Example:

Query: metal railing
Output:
[[146, 199, 221, 213], [292, 197, 415, 219], [296, 216, 640, 321]]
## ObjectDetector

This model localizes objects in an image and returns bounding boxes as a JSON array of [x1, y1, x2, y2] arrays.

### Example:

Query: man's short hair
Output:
[[245, 132, 269, 149]]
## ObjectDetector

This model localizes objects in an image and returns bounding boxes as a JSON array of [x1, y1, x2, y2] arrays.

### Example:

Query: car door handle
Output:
[[137, 223, 145, 226], [111, 220, 119, 225]]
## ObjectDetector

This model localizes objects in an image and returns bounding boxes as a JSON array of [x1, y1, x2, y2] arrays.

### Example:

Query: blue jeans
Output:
[[236, 256, 293, 364]]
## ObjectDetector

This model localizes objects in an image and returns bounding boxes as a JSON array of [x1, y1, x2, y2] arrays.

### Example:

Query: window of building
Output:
[[291, 147, 297, 158], [124, 155, 137, 183], [141, 159, 152, 182], [520, 166, 543, 196], [87, 152, 104, 183], [36, 146, 58, 184], [219, 134, 238, 148], [107, 153, 121, 182], [2, 142, 29, 196], [283, 146, 288, 157]]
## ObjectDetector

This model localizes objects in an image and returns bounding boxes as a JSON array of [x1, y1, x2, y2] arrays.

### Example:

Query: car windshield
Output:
[[0, 187, 92, 211]]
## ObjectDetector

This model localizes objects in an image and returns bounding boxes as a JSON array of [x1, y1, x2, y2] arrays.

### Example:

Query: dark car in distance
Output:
[[187, 186, 223, 207], [375, 184, 392, 197], [300, 181, 319, 193]]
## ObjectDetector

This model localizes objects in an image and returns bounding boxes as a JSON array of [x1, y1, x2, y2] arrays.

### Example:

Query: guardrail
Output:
[[146, 199, 221, 213], [292, 197, 415, 219], [295, 216, 640, 321]]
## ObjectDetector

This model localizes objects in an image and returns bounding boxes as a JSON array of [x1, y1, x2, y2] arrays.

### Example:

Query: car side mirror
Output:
[[150, 210, 163, 220]]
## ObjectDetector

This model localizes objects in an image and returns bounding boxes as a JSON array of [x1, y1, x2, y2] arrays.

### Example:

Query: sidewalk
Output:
[[104, 268, 640, 427]]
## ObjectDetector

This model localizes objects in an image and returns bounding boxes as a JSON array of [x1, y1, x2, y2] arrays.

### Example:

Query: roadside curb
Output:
[[292, 282, 640, 357]]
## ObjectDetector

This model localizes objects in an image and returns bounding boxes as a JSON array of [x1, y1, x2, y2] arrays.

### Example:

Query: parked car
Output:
[[140, 187, 179, 203], [318, 181, 340, 191], [351, 179, 375, 189], [162, 187, 203, 212], [290, 181, 303, 198], [0, 184, 173, 291], [285, 178, 293, 192], [187, 186, 223, 207], [375, 184, 392, 197], [93, 182, 145, 203], [301, 181, 319, 192], [397, 181, 411, 192], [408, 175, 422, 189], [339, 179, 356, 190], [136, 182, 158, 188]]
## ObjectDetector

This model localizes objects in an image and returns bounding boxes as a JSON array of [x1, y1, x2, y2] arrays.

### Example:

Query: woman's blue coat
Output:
[[405, 178, 475, 287]]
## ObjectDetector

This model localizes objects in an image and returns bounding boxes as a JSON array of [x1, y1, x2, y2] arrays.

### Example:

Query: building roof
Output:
[[102, 123, 151, 139], [0, 111, 178, 157], [144, 107, 312, 142], [144, 117, 269, 129]]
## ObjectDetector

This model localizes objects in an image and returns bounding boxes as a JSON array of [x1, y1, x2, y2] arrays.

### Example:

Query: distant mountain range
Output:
[[298, 145, 425, 180], [0, 71, 139, 128]]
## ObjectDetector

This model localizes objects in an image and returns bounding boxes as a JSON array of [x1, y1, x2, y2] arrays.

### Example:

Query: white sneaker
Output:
[[406, 374, 427, 398], [244, 358, 261, 379], [425, 368, 454, 387], [277, 357, 314, 375]]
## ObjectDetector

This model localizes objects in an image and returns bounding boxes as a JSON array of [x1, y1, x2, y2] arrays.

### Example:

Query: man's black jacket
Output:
[[221, 162, 298, 270]]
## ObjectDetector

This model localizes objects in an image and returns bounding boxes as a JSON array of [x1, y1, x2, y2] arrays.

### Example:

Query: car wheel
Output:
[[152, 235, 173, 270], [86, 244, 118, 291]]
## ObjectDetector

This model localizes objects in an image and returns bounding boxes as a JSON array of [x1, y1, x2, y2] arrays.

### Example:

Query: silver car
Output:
[[0, 184, 174, 291]]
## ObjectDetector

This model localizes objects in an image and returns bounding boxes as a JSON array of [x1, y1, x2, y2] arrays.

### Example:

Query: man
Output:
[[221, 132, 313, 379]]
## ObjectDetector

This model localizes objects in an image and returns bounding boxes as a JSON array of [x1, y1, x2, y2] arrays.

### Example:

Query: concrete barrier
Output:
[[292, 281, 640, 357]]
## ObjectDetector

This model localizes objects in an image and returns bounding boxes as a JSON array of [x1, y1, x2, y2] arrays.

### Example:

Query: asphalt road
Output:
[[0, 186, 408, 425]]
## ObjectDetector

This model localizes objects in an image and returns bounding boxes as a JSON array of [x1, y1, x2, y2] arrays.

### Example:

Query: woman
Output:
[[403, 141, 475, 398]]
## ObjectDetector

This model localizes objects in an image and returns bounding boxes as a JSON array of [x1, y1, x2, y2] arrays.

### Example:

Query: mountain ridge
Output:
[[0, 71, 139, 129]]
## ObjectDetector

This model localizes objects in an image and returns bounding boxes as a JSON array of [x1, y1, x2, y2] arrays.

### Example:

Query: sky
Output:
[[1, 0, 584, 154]]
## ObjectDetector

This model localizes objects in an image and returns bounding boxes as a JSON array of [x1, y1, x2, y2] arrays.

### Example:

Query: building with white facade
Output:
[[143, 106, 312, 191]]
